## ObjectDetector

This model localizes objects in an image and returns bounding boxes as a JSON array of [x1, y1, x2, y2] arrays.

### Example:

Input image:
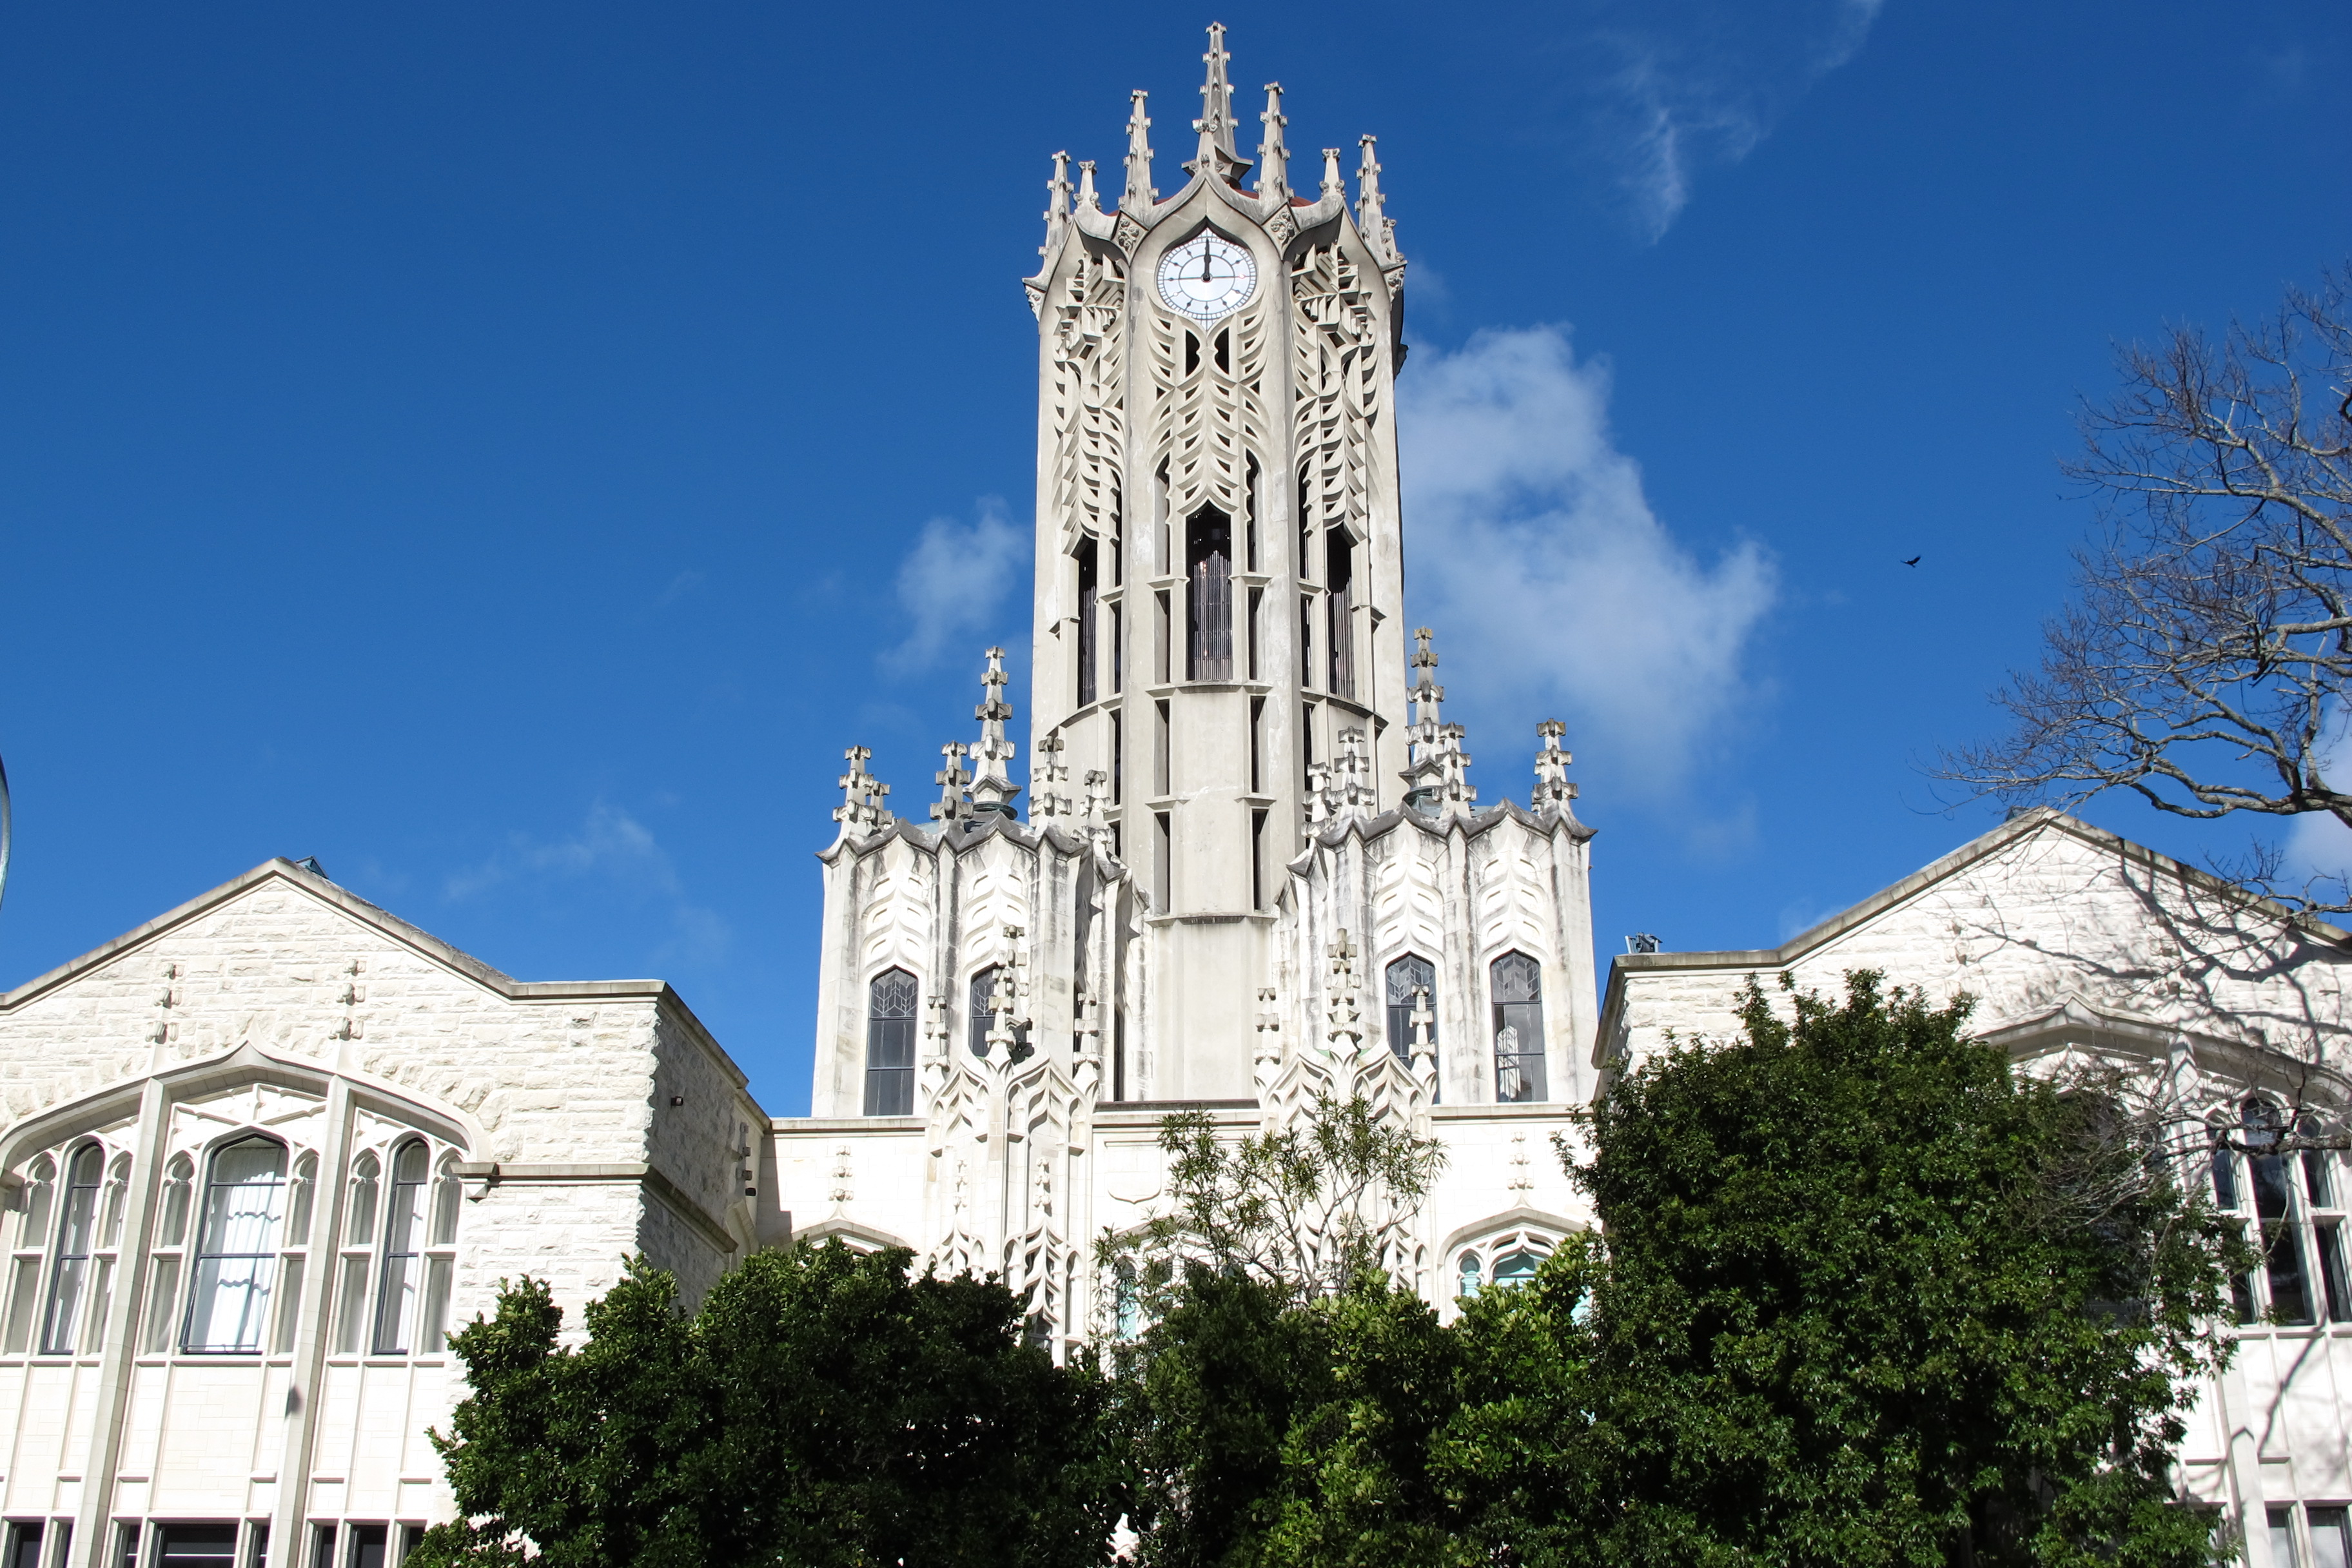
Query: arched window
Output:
[[374, 1140, 429, 1354], [159, 1153, 192, 1245], [40, 1144, 104, 1354], [1490, 953, 1548, 1102], [1385, 955, 1436, 1065], [1491, 1249, 1542, 1288], [968, 966, 1033, 1063], [865, 968, 919, 1116], [1187, 508, 1233, 680], [431, 1152, 464, 1248], [182, 1137, 288, 1354], [1076, 537, 1099, 706], [1456, 1252, 1483, 1299], [1324, 527, 1355, 698]]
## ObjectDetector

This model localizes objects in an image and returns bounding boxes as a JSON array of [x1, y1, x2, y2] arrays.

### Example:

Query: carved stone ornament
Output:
[[1264, 205, 1298, 250], [1112, 211, 1146, 256], [1023, 278, 1047, 318]]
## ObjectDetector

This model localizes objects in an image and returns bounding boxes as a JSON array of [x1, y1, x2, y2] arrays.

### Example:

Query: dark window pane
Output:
[[1187, 510, 1233, 680], [864, 968, 920, 1117], [2266, 1222, 2314, 1324], [2321, 1222, 2352, 1323], [2211, 1139, 2240, 1210], [1491, 954, 1547, 1102], [10, 1523, 43, 1568], [2307, 1148, 2337, 1208], [1077, 539, 1099, 707], [2255, 1155, 2295, 1220], [351, 1523, 388, 1568], [158, 1522, 239, 1565], [2309, 1507, 2350, 1568]]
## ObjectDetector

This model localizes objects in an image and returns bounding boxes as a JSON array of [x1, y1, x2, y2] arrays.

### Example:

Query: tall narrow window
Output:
[[1244, 454, 1260, 571], [864, 968, 919, 1116], [1155, 591, 1172, 683], [1155, 461, 1171, 573], [2249, 1101, 2315, 1324], [1249, 698, 1264, 792], [1188, 509, 1234, 680], [183, 1136, 289, 1354], [1155, 812, 1172, 910], [1113, 1008, 1128, 1102], [2, 1155, 53, 1355], [1155, 700, 1171, 795], [1251, 809, 1268, 910], [1386, 955, 1437, 1064], [1076, 538, 1099, 707], [1297, 468, 1314, 582], [1490, 954, 1548, 1103], [1110, 710, 1124, 804], [1111, 603, 1124, 693], [142, 1152, 194, 1354], [373, 1140, 429, 1354], [1299, 595, 1314, 687], [1326, 528, 1356, 699], [41, 1143, 103, 1354], [1213, 329, 1230, 373]]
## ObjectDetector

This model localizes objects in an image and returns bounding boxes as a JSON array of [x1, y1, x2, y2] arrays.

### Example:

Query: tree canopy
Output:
[[406, 1241, 1121, 1568]]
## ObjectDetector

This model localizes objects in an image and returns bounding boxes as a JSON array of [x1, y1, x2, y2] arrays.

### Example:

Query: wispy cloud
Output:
[[1398, 324, 1777, 798], [653, 570, 705, 610], [2286, 718, 2352, 885], [1558, 0, 1884, 240], [444, 801, 730, 966], [882, 498, 1031, 675]]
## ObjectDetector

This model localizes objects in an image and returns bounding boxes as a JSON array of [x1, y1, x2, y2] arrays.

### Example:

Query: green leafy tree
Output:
[[407, 1241, 1122, 1568], [1550, 971, 2242, 1568], [1108, 1093, 1444, 1310]]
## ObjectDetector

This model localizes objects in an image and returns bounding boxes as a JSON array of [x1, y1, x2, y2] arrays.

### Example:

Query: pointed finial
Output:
[[1075, 159, 1100, 212], [1030, 732, 1072, 820], [1121, 91, 1155, 215], [1356, 135, 1393, 259], [1256, 83, 1289, 201], [932, 741, 972, 827], [834, 745, 893, 836], [1399, 627, 1473, 816], [1320, 147, 1345, 202], [1532, 720, 1580, 816], [970, 647, 1022, 818], [1042, 151, 1072, 258], [1080, 768, 1114, 855], [1186, 24, 1252, 185]]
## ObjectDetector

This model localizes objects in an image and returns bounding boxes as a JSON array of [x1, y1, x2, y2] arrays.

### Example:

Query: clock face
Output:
[[1156, 233, 1258, 323]]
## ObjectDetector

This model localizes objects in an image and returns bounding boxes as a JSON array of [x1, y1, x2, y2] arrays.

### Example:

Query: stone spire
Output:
[[1030, 731, 1072, 821], [1121, 91, 1155, 215], [1357, 135, 1396, 262], [931, 741, 972, 827], [1186, 22, 1251, 185], [1255, 83, 1289, 201], [1081, 769, 1114, 855], [1400, 627, 1475, 817], [1041, 150, 1072, 259], [1074, 159, 1100, 213], [970, 647, 1021, 818], [833, 746, 892, 837], [1532, 720, 1580, 817], [1319, 146, 1346, 202]]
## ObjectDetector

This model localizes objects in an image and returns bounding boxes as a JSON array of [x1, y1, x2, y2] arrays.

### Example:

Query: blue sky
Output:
[[3, 1, 2346, 1113]]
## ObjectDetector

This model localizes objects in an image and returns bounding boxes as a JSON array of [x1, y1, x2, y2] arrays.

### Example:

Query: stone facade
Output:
[[0, 861, 772, 1565]]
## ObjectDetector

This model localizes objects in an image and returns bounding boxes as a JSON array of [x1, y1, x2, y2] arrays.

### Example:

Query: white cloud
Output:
[[1398, 324, 1776, 796], [1567, 0, 1884, 240], [444, 801, 730, 966], [882, 498, 1031, 674]]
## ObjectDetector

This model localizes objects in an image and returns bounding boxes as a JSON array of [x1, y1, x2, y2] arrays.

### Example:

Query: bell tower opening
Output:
[[1186, 507, 1234, 681]]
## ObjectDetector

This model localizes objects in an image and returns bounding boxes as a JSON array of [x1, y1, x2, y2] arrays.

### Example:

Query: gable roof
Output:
[[0, 858, 752, 1093], [1598, 807, 2352, 1037]]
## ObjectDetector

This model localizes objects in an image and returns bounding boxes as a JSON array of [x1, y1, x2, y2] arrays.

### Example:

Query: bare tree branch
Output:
[[1937, 262, 2352, 911]]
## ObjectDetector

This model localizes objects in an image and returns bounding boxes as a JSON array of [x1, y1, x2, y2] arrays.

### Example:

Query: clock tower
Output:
[[1024, 23, 1411, 1100]]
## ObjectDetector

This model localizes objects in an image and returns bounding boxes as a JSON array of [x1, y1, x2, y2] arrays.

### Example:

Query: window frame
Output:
[[1489, 952, 1549, 1104], [863, 968, 920, 1117], [180, 1135, 291, 1357]]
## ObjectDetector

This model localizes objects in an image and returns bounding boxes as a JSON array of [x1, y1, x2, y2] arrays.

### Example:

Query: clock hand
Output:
[[1201, 250, 1212, 283]]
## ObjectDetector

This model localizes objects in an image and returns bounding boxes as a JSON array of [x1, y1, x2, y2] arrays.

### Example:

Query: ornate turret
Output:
[[1532, 721, 1580, 818], [1041, 150, 1072, 259], [1186, 21, 1251, 186]]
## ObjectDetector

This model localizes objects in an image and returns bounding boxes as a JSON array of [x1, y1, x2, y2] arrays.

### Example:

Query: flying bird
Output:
[[1901, 555, 1921, 567]]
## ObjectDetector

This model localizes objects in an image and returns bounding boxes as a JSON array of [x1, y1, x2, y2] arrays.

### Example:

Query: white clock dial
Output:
[[1156, 233, 1258, 323]]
